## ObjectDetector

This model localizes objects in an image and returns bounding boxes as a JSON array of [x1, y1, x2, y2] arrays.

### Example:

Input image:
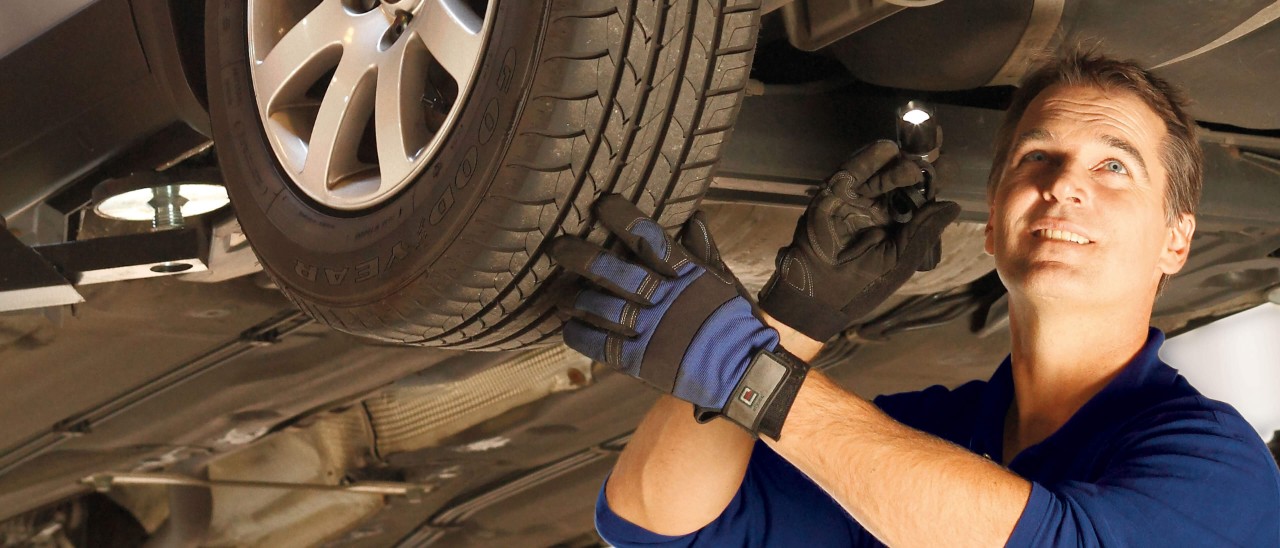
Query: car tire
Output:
[[205, 0, 761, 350]]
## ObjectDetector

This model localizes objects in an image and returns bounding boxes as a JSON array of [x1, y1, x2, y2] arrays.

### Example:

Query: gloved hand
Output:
[[758, 140, 961, 342], [551, 195, 808, 440]]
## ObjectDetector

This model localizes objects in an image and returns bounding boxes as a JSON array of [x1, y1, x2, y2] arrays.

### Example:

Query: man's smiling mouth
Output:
[[1033, 229, 1092, 245]]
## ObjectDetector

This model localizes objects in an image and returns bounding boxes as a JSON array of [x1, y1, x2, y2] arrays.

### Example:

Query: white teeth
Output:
[[1035, 229, 1091, 244]]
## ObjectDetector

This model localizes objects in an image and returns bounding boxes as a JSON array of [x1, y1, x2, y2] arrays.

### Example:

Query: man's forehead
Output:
[[1017, 84, 1166, 144]]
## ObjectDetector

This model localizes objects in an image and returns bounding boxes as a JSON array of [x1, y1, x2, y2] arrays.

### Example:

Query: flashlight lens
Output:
[[902, 108, 930, 125]]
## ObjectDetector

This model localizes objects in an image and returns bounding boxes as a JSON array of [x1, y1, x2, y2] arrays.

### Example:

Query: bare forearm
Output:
[[603, 314, 822, 534], [766, 372, 1031, 547], [605, 395, 755, 535]]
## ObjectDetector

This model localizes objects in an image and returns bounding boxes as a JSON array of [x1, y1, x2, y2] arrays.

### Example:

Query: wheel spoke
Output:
[[417, 0, 484, 85], [375, 38, 429, 187], [254, 0, 350, 112], [300, 56, 376, 198]]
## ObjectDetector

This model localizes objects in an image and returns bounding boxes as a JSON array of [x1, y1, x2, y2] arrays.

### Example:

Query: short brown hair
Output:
[[987, 46, 1203, 226]]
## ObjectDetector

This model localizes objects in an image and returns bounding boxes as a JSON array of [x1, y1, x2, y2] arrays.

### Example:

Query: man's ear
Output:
[[1158, 213, 1196, 275], [983, 205, 995, 256]]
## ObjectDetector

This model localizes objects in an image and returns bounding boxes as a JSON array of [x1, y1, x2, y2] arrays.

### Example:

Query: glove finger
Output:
[[594, 194, 686, 277], [679, 210, 724, 270], [561, 289, 640, 338], [835, 226, 889, 264], [550, 236, 659, 305], [835, 202, 956, 269], [824, 194, 894, 252], [837, 140, 901, 188], [827, 173, 872, 207], [562, 319, 612, 367], [856, 156, 929, 198], [894, 200, 960, 271], [917, 240, 943, 272], [807, 193, 853, 262]]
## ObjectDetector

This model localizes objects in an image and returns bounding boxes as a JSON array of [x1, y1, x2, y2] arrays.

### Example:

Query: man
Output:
[[550, 49, 1280, 546]]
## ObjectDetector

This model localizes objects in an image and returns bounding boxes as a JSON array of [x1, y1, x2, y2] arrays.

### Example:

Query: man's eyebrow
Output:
[[1100, 134, 1148, 178], [1012, 128, 1053, 152]]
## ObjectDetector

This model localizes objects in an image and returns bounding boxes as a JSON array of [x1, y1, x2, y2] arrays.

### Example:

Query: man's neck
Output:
[[1001, 295, 1152, 463]]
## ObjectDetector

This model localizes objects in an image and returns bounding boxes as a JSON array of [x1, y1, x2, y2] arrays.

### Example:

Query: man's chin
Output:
[[1005, 263, 1099, 303]]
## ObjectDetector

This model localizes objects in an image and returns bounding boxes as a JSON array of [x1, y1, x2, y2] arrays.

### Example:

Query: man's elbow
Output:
[[601, 472, 728, 537]]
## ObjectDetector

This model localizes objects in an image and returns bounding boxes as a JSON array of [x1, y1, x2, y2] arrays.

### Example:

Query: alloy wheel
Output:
[[247, 0, 495, 210]]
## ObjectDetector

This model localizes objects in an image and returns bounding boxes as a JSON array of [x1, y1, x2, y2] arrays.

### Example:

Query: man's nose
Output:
[[1041, 168, 1087, 205]]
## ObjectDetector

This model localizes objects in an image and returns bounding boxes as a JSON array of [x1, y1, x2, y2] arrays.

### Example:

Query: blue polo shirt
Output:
[[596, 328, 1280, 546]]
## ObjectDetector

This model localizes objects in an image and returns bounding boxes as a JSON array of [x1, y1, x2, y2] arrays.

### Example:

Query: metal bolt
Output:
[[391, 10, 411, 37], [378, 9, 413, 51], [148, 185, 188, 231], [421, 81, 452, 114]]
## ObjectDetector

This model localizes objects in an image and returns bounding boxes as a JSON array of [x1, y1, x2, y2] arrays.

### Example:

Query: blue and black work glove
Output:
[[759, 141, 962, 342], [551, 195, 808, 440]]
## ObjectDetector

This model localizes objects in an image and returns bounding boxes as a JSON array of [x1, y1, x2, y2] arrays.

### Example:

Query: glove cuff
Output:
[[759, 271, 850, 342], [696, 347, 810, 441]]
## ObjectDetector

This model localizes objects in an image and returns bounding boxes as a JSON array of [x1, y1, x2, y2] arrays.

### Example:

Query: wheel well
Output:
[[129, 0, 211, 135]]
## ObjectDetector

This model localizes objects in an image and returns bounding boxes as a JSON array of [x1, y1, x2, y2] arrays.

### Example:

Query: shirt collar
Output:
[[971, 327, 1174, 463]]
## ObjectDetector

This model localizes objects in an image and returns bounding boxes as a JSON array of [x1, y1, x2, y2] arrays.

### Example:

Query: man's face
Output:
[[985, 84, 1194, 306]]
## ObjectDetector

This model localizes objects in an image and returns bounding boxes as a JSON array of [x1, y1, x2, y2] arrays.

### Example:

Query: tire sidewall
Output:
[[206, 0, 547, 305]]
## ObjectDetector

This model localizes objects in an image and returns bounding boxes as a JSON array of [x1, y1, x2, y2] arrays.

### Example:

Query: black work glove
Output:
[[758, 140, 961, 342]]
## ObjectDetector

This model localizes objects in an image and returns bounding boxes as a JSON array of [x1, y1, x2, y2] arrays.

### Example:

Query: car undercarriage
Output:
[[1, 0, 1278, 546]]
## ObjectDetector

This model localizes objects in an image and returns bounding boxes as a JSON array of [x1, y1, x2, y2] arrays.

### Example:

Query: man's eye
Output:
[[1021, 151, 1048, 163], [1101, 160, 1128, 175]]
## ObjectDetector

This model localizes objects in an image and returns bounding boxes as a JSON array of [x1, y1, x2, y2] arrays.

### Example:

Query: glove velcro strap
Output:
[[720, 348, 809, 441], [639, 272, 737, 392]]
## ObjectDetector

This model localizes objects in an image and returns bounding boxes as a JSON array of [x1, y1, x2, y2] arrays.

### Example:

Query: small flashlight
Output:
[[887, 100, 940, 224]]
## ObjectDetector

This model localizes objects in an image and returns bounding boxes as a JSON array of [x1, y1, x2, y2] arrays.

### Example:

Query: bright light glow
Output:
[[175, 184, 232, 216], [1160, 303, 1280, 442], [95, 184, 230, 221], [902, 108, 931, 125], [95, 188, 160, 221]]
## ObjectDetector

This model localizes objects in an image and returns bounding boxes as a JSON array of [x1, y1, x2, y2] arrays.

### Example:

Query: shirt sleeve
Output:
[[595, 440, 879, 547], [1007, 402, 1280, 547]]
